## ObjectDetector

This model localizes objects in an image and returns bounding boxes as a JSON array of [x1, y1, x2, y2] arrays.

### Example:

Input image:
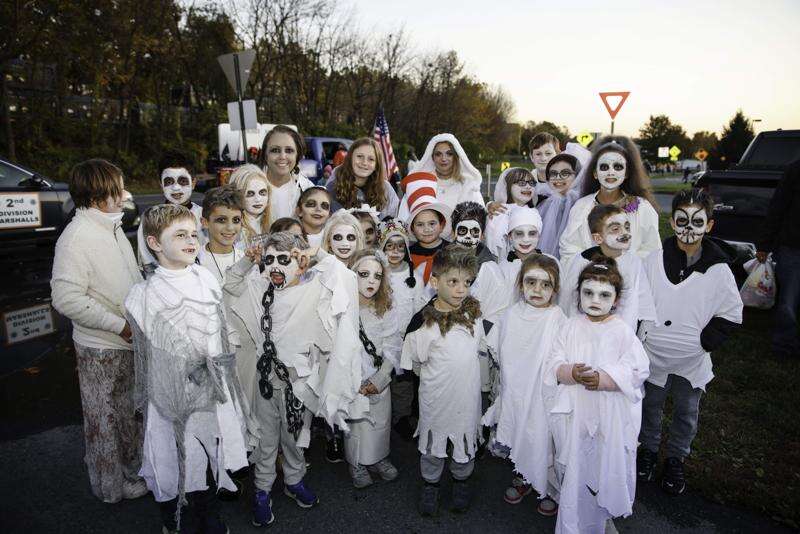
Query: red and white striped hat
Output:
[[400, 171, 452, 232]]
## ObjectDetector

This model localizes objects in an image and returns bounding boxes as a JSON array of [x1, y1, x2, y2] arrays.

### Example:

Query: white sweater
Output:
[[51, 208, 143, 350]]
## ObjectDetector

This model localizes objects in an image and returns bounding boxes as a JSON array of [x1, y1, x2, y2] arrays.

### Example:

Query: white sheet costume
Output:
[[125, 264, 251, 504], [559, 194, 661, 266], [544, 315, 650, 533], [265, 173, 314, 220], [559, 248, 657, 332], [344, 306, 402, 466], [388, 268, 427, 332], [483, 301, 567, 497]]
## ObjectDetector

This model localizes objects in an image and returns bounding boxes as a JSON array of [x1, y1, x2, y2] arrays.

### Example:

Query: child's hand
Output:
[[359, 382, 379, 396], [244, 244, 263, 263], [581, 371, 600, 390], [486, 201, 507, 219], [571, 363, 591, 383], [292, 246, 319, 271]]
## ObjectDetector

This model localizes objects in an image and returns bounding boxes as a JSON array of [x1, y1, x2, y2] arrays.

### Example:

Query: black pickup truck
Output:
[[695, 130, 800, 255]]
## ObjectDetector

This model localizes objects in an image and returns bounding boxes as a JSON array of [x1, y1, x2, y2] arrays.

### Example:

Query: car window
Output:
[[744, 137, 800, 168], [0, 160, 33, 188], [322, 142, 342, 163], [304, 142, 315, 160]]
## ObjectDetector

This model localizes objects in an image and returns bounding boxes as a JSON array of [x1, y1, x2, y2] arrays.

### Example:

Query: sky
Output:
[[350, 0, 800, 137]]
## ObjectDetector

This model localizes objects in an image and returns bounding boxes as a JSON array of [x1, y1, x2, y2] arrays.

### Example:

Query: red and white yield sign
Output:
[[599, 91, 631, 120]]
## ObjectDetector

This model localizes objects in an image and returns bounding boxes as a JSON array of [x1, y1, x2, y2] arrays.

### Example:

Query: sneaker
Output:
[[325, 435, 344, 464], [661, 457, 686, 495], [368, 458, 399, 482], [503, 475, 532, 504], [350, 463, 373, 489], [121, 478, 148, 500], [451, 478, 471, 513], [418, 482, 440, 517], [284, 480, 319, 508], [636, 447, 659, 482], [393, 416, 415, 441], [537, 497, 558, 517], [252, 489, 275, 527]]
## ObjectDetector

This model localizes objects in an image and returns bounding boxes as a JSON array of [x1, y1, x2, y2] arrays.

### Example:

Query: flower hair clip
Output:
[[347, 203, 381, 224]]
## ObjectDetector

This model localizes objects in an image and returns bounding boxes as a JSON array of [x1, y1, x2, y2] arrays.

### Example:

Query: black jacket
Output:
[[758, 158, 800, 252]]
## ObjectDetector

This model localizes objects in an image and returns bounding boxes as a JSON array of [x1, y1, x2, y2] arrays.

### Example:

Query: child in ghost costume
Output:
[[137, 152, 205, 273], [296, 186, 333, 249], [537, 150, 589, 259], [402, 245, 487, 516], [559, 136, 661, 266], [222, 231, 368, 527], [482, 254, 567, 515], [125, 205, 252, 533], [227, 164, 272, 243], [398, 133, 484, 221], [344, 250, 402, 488], [485, 167, 538, 260], [545, 257, 650, 534], [637, 190, 742, 496], [197, 186, 245, 286], [559, 204, 657, 335], [497, 206, 547, 296]]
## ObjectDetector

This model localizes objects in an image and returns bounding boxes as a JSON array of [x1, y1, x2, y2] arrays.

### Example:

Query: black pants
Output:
[[159, 465, 223, 534]]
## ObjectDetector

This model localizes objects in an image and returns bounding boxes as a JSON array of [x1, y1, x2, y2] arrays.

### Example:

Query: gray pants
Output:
[[252, 390, 306, 491], [419, 431, 475, 483], [639, 374, 703, 460], [391, 374, 414, 424]]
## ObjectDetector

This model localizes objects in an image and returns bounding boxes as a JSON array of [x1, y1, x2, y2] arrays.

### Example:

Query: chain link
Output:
[[358, 319, 383, 370]]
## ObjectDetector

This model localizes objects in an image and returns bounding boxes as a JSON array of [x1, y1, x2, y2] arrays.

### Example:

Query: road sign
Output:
[[670, 155, 679, 162], [658, 146, 669, 158], [500, 162, 511, 171], [599, 91, 630, 120], [669, 146, 681, 158], [217, 50, 256, 92], [694, 149, 708, 161], [227, 100, 257, 131], [576, 132, 594, 147]]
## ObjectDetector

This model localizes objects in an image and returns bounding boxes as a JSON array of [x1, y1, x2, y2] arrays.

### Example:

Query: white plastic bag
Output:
[[740, 256, 776, 309]]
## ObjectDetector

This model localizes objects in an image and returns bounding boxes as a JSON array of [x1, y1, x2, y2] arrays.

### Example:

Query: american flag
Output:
[[373, 106, 400, 180]]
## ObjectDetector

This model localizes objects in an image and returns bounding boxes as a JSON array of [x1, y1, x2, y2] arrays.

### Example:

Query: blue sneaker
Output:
[[252, 489, 275, 527], [284, 480, 319, 508]]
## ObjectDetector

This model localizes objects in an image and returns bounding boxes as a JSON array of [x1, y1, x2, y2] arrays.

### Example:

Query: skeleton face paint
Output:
[[510, 178, 536, 205], [522, 267, 554, 307], [672, 205, 709, 245], [150, 218, 199, 269], [243, 177, 269, 217], [599, 213, 631, 251], [455, 220, 482, 247], [510, 225, 540, 256], [356, 258, 383, 300], [330, 224, 358, 260], [161, 168, 193, 205], [383, 236, 407, 266], [579, 279, 617, 318], [596, 152, 626, 191], [261, 246, 300, 290]]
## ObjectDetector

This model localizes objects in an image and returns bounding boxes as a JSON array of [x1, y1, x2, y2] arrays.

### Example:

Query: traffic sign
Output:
[[218, 50, 256, 92], [670, 155, 679, 162], [669, 146, 681, 158], [576, 132, 594, 147], [658, 146, 669, 158], [694, 149, 708, 161], [500, 162, 511, 171], [599, 91, 630, 120]]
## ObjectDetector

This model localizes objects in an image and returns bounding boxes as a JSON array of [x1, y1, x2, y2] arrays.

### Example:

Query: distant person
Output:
[[51, 159, 145, 503], [332, 143, 348, 167], [683, 167, 691, 183], [756, 158, 800, 358]]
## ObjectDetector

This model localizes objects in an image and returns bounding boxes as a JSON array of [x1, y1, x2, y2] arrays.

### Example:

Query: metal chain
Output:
[[358, 319, 383, 369], [258, 283, 305, 438]]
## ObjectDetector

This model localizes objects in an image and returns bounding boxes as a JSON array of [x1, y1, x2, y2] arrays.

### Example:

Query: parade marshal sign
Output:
[[0, 193, 42, 229], [3, 304, 55, 345]]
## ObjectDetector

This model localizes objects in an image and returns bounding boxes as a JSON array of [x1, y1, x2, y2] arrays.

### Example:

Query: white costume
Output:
[[266, 173, 314, 220], [388, 268, 427, 333], [197, 246, 243, 286], [344, 306, 402, 466], [401, 300, 486, 462], [124, 264, 251, 503], [559, 249, 657, 332], [544, 315, 650, 533], [482, 301, 567, 497], [559, 194, 661, 266], [137, 202, 204, 271]]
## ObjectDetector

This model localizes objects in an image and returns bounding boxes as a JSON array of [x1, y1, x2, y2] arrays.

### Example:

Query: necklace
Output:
[[208, 246, 237, 281]]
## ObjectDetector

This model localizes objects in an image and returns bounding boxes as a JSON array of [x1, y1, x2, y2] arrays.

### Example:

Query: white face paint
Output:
[[383, 236, 407, 266], [356, 259, 383, 300], [330, 224, 358, 260], [595, 152, 626, 191], [510, 176, 536, 205], [522, 267, 554, 308], [673, 205, 709, 244], [510, 225, 540, 256], [161, 168, 193, 205], [150, 219, 198, 270], [600, 213, 632, 251], [579, 279, 617, 318], [261, 246, 300, 290], [455, 220, 482, 247], [243, 177, 269, 217]]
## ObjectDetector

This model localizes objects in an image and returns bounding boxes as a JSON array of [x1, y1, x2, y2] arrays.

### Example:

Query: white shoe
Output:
[[122, 478, 148, 499], [368, 458, 399, 481]]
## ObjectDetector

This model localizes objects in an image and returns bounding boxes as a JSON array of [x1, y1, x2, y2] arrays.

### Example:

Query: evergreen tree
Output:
[[708, 110, 755, 170]]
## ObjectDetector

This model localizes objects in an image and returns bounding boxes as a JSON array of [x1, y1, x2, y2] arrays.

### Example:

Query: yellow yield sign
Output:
[[500, 161, 511, 171], [576, 132, 594, 147], [669, 146, 682, 158]]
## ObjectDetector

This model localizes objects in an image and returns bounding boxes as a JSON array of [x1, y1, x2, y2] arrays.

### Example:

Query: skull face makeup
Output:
[[455, 220, 482, 247], [510, 225, 540, 256], [595, 152, 626, 191], [522, 267, 554, 308], [161, 168, 193, 205], [261, 246, 300, 290], [330, 224, 358, 260], [579, 279, 617, 318], [598, 213, 632, 252], [356, 258, 383, 300], [243, 177, 270, 217], [672, 205, 710, 245], [510, 178, 536, 205]]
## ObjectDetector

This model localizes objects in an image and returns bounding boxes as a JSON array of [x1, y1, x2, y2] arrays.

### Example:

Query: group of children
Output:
[[107, 129, 744, 534]]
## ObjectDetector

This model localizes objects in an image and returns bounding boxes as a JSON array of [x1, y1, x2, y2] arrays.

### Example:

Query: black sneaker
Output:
[[661, 457, 686, 495], [325, 434, 344, 464], [636, 447, 658, 482], [418, 482, 440, 517], [451, 478, 471, 513]]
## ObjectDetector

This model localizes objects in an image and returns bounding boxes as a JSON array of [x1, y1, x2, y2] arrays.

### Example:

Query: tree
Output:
[[708, 110, 755, 170], [520, 121, 571, 155], [688, 130, 719, 159], [637, 114, 691, 162]]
